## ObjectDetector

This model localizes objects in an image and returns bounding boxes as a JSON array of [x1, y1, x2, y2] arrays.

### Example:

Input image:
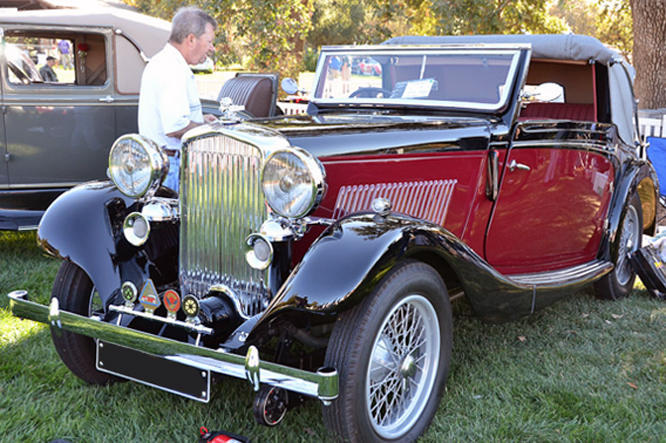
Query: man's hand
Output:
[[203, 114, 218, 123]]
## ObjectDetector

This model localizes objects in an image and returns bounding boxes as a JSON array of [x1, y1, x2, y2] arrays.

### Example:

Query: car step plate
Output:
[[96, 340, 210, 402]]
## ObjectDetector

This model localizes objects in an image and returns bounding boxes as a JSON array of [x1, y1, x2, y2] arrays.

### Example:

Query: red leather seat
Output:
[[520, 103, 595, 122]]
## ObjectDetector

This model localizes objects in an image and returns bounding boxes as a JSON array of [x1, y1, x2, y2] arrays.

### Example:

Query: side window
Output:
[[4, 32, 107, 86], [520, 60, 596, 122]]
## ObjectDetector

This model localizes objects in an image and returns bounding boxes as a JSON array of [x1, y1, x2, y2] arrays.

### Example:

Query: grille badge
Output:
[[139, 279, 161, 315]]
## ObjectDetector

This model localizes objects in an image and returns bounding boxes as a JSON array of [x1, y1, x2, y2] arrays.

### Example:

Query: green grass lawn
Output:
[[1, 231, 666, 442]]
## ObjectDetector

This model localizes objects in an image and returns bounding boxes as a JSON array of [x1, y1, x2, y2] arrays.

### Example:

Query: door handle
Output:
[[98, 95, 115, 103], [508, 159, 530, 172]]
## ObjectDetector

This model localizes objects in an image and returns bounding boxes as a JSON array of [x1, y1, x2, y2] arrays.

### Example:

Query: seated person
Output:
[[39, 56, 58, 82]]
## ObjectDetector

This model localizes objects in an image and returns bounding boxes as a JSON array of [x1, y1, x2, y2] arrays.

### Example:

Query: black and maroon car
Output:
[[8, 35, 658, 443]]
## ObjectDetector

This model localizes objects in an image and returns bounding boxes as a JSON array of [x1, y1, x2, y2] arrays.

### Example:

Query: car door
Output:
[[484, 122, 615, 275], [1, 27, 115, 193]]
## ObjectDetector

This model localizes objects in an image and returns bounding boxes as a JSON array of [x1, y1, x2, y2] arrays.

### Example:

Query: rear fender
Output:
[[248, 213, 535, 342], [600, 157, 658, 261]]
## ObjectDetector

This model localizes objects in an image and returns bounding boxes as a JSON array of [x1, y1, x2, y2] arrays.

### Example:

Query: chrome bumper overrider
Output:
[[7, 290, 338, 403]]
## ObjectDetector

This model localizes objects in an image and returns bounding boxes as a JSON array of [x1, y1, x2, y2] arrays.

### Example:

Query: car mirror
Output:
[[281, 77, 299, 95]]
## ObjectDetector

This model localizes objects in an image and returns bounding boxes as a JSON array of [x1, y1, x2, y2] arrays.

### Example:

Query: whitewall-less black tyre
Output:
[[51, 261, 119, 385], [323, 260, 452, 443]]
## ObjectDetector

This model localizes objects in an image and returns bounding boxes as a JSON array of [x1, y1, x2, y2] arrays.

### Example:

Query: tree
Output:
[[549, 0, 599, 36], [596, 0, 632, 59], [122, 0, 312, 78], [411, 0, 567, 35], [630, 0, 666, 109]]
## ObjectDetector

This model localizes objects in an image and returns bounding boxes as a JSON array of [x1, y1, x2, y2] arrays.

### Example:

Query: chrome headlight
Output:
[[262, 147, 326, 219], [108, 134, 168, 198]]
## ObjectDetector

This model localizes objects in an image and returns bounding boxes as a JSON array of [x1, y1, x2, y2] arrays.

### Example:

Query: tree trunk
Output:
[[631, 0, 666, 109]]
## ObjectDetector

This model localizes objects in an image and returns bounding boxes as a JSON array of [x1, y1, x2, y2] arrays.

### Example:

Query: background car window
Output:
[[5, 44, 42, 84], [4, 33, 107, 86]]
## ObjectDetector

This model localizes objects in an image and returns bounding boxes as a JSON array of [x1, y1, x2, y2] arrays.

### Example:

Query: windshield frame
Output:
[[311, 45, 528, 113]]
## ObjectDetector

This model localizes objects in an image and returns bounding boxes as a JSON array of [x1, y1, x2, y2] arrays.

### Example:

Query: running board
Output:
[[508, 260, 613, 288]]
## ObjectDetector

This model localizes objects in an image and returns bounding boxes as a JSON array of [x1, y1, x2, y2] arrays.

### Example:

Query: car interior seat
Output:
[[217, 73, 279, 118]]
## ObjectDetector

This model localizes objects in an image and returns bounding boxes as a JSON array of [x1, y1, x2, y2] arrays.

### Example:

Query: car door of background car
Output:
[[0, 27, 116, 195], [484, 123, 615, 276]]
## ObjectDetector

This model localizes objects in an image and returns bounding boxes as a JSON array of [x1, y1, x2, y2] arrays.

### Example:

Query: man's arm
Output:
[[166, 114, 218, 139]]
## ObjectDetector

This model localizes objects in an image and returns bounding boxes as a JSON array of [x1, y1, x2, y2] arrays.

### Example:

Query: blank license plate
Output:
[[96, 340, 210, 402]]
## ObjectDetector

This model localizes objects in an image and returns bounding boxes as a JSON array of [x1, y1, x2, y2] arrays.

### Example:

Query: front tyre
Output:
[[595, 192, 643, 300], [51, 261, 118, 385], [323, 260, 452, 443]]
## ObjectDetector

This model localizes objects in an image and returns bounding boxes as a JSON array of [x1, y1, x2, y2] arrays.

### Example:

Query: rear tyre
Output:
[[51, 261, 119, 385], [595, 192, 643, 300], [323, 260, 452, 443]]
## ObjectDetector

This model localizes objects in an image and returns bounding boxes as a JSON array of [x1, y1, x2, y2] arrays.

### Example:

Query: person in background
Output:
[[39, 56, 58, 82], [138, 6, 218, 193], [57, 39, 72, 69]]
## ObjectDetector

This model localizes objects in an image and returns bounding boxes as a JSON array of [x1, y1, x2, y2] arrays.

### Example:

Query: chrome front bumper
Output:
[[7, 290, 338, 403]]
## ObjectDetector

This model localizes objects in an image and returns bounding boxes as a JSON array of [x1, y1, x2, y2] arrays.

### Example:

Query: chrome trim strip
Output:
[[7, 291, 339, 402], [509, 260, 612, 287], [511, 140, 611, 150], [1, 182, 81, 189]]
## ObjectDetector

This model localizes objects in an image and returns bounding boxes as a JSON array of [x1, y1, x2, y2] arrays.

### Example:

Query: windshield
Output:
[[312, 48, 522, 112]]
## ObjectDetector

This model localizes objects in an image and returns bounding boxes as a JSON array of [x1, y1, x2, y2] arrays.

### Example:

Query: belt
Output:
[[163, 148, 180, 158]]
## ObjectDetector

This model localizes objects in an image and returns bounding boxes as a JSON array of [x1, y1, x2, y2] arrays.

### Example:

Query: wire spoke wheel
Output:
[[323, 260, 452, 443], [367, 295, 439, 438]]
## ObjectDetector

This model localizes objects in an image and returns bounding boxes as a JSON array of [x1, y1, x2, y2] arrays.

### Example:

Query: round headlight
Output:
[[108, 134, 168, 198], [262, 148, 326, 219]]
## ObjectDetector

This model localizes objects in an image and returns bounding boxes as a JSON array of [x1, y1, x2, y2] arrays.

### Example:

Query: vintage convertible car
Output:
[[0, 9, 218, 230], [8, 35, 658, 443]]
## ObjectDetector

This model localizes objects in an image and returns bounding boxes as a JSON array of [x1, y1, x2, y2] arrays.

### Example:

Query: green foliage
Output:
[[235, 0, 313, 77], [550, 0, 632, 58], [595, 0, 632, 58], [418, 0, 568, 35], [308, 0, 369, 48], [123, 0, 311, 78], [302, 47, 319, 72]]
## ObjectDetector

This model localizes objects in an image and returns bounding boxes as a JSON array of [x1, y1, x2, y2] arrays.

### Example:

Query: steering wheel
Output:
[[349, 87, 392, 98]]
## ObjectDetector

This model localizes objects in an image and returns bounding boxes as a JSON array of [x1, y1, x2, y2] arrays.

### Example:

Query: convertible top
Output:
[[384, 34, 622, 66]]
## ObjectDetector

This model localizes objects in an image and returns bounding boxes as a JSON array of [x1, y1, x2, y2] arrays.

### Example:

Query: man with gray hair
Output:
[[138, 7, 218, 193]]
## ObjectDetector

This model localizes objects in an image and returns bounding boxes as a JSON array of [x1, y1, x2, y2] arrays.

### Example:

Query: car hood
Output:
[[260, 113, 494, 158]]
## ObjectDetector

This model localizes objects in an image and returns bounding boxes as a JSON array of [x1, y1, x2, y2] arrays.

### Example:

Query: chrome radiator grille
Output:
[[179, 134, 269, 318]]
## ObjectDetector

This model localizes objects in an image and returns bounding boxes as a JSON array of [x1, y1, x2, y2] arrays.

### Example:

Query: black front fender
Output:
[[248, 213, 535, 340], [37, 181, 149, 306]]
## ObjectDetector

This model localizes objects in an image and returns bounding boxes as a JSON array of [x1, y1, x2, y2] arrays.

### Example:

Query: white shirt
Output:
[[138, 43, 203, 151]]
